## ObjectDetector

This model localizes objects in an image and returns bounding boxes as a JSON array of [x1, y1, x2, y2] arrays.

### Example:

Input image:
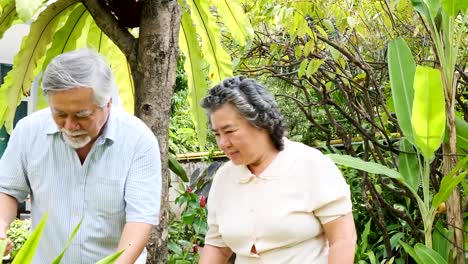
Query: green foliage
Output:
[[388, 37, 416, 145], [12, 213, 48, 264], [0, 0, 22, 39], [5, 219, 30, 260], [411, 66, 446, 160], [95, 249, 127, 264], [168, 184, 207, 264], [15, 0, 43, 22], [0, 0, 79, 133], [432, 156, 468, 209], [51, 217, 83, 264], [398, 138, 420, 193], [6, 214, 125, 263], [169, 56, 217, 154], [327, 154, 402, 180], [178, 8, 209, 147], [0, 240, 6, 264], [432, 221, 453, 261]]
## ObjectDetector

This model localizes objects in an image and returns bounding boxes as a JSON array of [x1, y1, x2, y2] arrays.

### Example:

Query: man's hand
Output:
[[0, 235, 14, 257]]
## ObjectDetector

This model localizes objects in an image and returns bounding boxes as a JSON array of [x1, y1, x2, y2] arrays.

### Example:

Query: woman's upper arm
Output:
[[322, 212, 357, 245], [199, 244, 233, 264]]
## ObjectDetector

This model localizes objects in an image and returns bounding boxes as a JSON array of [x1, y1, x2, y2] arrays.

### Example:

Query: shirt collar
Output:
[[237, 137, 294, 184]]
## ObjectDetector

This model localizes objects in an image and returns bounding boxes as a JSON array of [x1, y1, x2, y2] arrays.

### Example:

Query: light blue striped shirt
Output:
[[0, 107, 161, 263]]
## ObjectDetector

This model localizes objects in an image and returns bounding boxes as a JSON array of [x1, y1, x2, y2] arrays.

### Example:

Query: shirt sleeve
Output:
[[0, 119, 30, 203], [204, 169, 227, 247], [124, 135, 161, 225], [310, 154, 352, 224]]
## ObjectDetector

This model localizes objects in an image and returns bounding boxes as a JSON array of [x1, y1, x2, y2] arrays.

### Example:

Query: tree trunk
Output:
[[443, 145, 464, 264], [443, 86, 464, 264], [134, 1, 181, 263]]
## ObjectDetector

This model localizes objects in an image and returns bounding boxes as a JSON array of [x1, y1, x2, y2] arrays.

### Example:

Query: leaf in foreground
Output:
[[12, 213, 48, 264]]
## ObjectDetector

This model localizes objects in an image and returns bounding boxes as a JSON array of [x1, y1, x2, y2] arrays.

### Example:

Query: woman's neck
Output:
[[248, 147, 279, 176]]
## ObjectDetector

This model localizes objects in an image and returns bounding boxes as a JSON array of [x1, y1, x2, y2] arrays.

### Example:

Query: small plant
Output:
[[168, 183, 208, 264], [1, 214, 125, 264], [6, 219, 30, 261]]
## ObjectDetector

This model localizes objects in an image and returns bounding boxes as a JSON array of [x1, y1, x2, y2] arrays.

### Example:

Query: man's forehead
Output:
[[51, 107, 94, 114]]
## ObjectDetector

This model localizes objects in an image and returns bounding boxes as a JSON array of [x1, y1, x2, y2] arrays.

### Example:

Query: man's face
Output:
[[48, 87, 110, 149]]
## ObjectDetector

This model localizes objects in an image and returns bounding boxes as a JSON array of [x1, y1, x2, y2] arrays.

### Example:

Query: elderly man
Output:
[[0, 49, 161, 263]]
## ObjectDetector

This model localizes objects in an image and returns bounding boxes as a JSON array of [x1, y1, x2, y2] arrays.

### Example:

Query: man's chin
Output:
[[63, 135, 91, 149]]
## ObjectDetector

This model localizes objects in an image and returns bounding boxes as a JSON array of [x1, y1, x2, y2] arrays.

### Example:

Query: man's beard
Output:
[[61, 129, 92, 149]]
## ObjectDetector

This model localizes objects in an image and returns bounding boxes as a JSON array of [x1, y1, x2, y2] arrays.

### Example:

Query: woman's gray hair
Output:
[[201, 76, 285, 150], [42, 48, 115, 107]]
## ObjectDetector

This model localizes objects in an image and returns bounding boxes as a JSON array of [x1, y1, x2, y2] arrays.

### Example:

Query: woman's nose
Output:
[[217, 135, 231, 149]]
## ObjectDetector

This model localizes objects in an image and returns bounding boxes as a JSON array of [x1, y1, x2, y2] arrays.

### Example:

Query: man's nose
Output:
[[64, 117, 80, 131]]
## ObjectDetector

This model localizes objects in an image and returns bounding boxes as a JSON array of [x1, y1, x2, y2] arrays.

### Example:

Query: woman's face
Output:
[[210, 103, 271, 166]]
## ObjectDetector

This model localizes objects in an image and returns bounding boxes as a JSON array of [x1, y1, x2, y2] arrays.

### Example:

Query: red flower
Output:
[[186, 187, 193, 193], [199, 195, 206, 208]]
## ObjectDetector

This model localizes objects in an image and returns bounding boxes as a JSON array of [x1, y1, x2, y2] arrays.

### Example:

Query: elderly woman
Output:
[[198, 76, 357, 263]]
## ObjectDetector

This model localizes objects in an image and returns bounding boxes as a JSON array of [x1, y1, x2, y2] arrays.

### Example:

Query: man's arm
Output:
[[0, 193, 18, 256], [323, 212, 357, 264], [114, 222, 152, 264]]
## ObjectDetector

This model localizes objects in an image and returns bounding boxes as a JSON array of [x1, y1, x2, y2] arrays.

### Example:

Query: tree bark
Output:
[[134, 1, 181, 263], [443, 140, 463, 264]]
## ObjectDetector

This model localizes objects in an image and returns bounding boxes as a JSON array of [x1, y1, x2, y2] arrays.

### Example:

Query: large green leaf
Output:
[[398, 138, 420, 193], [85, 17, 134, 114], [0, 0, 80, 132], [432, 156, 468, 209], [51, 217, 83, 264], [411, 0, 432, 21], [441, 0, 468, 16], [411, 66, 445, 159], [327, 154, 403, 180], [414, 243, 448, 264], [388, 37, 416, 145], [12, 213, 48, 264], [41, 4, 88, 72], [0, 0, 21, 39], [411, 0, 440, 19], [95, 248, 126, 264], [15, 0, 44, 22], [211, 0, 253, 46], [186, 0, 233, 83], [0, 239, 6, 264], [169, 153, 188, 182], [432, 221, 453, 261], [35, 5, 92, 111], [400, 240, 424, 263], [179, 7, 208, 147]]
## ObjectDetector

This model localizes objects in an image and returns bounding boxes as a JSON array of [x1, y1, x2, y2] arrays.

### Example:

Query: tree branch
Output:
[[81, 0, 138, 66]]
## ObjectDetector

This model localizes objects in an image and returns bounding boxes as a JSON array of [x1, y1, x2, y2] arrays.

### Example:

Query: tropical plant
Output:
[[224, 0, 467, 261], [0, 214, 125, 264], [4, 219, 30, 261], [168, 183, 208, 264], [0, 0, 253, 262], [328, 4, 468, 258]]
